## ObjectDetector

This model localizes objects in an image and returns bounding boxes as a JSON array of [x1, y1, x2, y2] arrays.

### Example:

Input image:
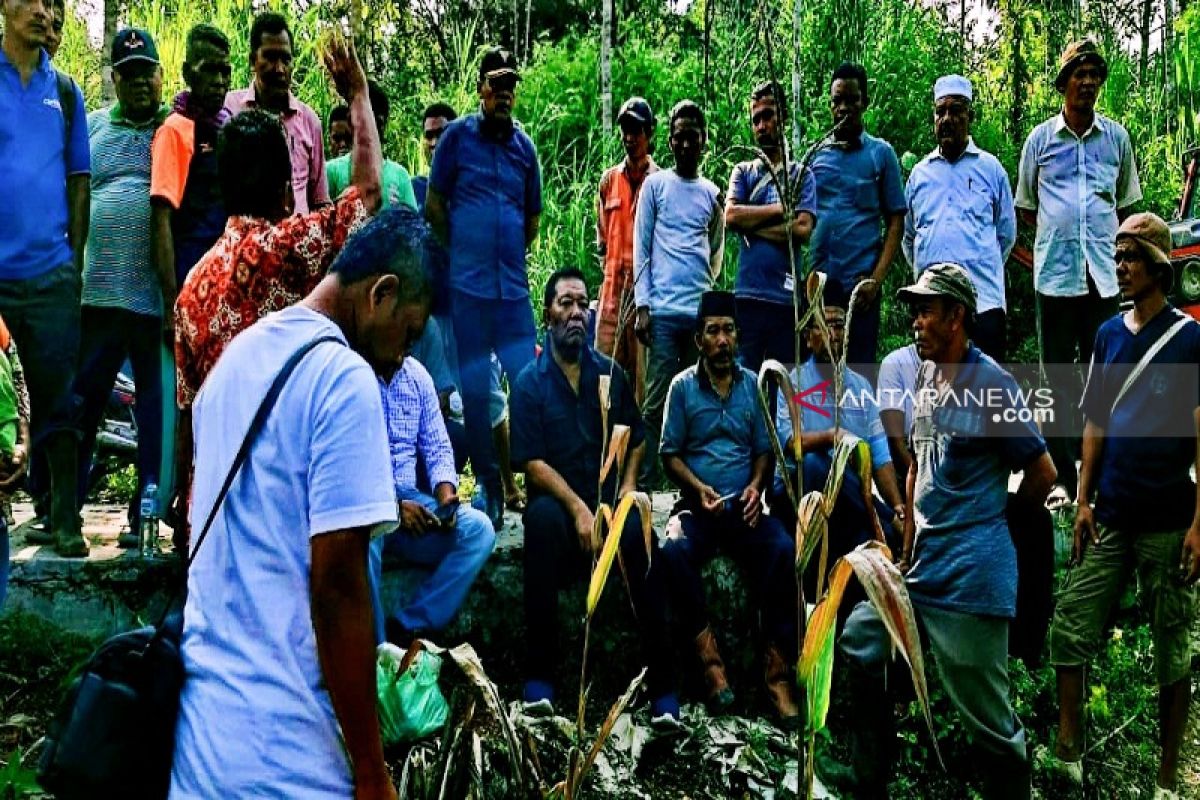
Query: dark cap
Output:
[[1055, 39, 1108, 91], [618, 97, 655, 129], [696, 291, 738, 329], [897, 262, 978, 313], [111, 28, 160, 70], [479, 47, 521, 82]]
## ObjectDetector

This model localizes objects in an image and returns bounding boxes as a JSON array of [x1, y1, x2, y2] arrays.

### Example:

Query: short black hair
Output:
[[249, 12, 291, 56], [542, 267, 588, 308], [832, 62, 869, 106], [423, 102, 457, 123], [218, 109, 292, 218], [750, 80, 787, 120], [328, 104, 350, 126], [329, 206, 432, 305], [185, 23, 229, 63], [669, 99, 707, 131], [368, 79, 390, 126]]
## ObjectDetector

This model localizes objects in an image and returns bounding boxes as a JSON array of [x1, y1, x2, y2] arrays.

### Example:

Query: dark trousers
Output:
[[771, 450, 898, 600], [845, 294, 881, 382], [660, 505, 798, 659], [73, 306, 162, 525], [972, 309, 1007, 363], [1037, 284, 1119, 497], [641, 314, 698, 484], [451, 293, 535, 491], [737, 297, 804, 374], [522, 495, 673, 698]]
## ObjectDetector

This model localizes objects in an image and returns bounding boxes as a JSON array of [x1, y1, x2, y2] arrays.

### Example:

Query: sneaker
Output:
[[1045, 485, 1072, 511]]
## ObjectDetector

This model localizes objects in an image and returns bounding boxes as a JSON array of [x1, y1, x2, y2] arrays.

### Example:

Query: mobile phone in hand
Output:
[[434, 500, 459, 529]]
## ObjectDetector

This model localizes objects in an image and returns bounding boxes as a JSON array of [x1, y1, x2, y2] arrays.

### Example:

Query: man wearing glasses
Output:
[[425, 48, 542, 530]]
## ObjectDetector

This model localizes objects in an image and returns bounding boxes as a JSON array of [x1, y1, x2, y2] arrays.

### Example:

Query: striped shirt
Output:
[[379, 358, 458, 493], [84, 104, 168, 316]]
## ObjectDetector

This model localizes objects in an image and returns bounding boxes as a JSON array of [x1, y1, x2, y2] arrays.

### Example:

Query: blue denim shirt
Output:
[[905, 347, 1046, 618], [428, 113, 543, 301], [510, 344, 643, 509], [808, 131, 906, 286], [660, 362, 772, 499], [729, 159, 818, 306], [903, 140, 1016, 314]]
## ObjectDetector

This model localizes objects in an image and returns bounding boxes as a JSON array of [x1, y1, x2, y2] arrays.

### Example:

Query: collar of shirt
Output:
[[826, 129, 868, 152], [1051, 110, 1105, 139], [618, 155, 658, 179], [696, 358, 747, 394], [929, 137, 982, 163], [537, 341, 600, 388], [0, 44, 51, 76], [243, 82, 299, 117], [108, 102, 170, 128]]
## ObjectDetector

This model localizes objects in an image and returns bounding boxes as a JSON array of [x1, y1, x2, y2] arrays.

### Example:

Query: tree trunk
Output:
[[959, 0, 967, 68], [1139, 0, 1153, 86], [792, 0, 803, 154], [601, 0, 613, 137], [101, 0, 120, 104], [703, 0, 714, 109], [524, 0, 532, 65], [1005, 0, 1027, 145]]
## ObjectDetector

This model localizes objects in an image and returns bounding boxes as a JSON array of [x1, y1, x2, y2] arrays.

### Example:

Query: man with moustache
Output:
[[426, 47, 542, 529], [1047, 213, 1200, 798], [595, 96, 658, 403], [904, 75, 1016, 361], [809, 62, 906, 373], [1016, 39, 1142, 502], [657, 291, 800, 729], [726, 80, 817, 372], [509, 268, 679, 727], [822, 263, 1056, 799]]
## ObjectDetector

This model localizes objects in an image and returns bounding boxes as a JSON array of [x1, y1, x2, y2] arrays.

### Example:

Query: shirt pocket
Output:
[[1089, 157, 1119, 205], [853, 177, 879, 212]]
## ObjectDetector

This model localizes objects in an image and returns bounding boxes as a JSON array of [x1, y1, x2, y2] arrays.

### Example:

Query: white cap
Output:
[[933, 75, 973, 102]]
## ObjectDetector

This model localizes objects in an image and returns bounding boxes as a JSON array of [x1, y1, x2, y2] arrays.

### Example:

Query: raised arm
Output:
[[324, 37, 381, 214]]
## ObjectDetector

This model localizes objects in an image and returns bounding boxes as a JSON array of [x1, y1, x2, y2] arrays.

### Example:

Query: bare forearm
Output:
[[796, 429, 835, 453], [67, 176, 89, 273], [311, 530, 390, 789], [348, 89, 382, 212], [902, 461, 916, 561], [663, 454, 708, 496], [726, 201, 784, 233], [150, 203, 178, 306], [748, 452, 772, 492], [1193, 409, 1200, 528], [1016, 452, 1056, 506], [620, 442, 645, 497], [1076, 420, 1104, 505], [872, 213, 904, 282], [525, 213, 540, 249], [425, 191, 450, 246], [875, 462, 904, 509], [526, 460, 588, 515]]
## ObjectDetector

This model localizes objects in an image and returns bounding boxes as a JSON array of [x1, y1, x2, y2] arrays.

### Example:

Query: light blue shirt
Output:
[[809, 131, 906, 286], [172, 306, 397, 799], [903, 140, 1016, 313], [877, 343, 920, 433], [633, 169, 725, 320], [1015, 112, 1141, 298], [773, 358, 891, 492]]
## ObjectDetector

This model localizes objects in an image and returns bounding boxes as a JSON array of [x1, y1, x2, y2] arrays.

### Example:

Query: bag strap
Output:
[[54, 70, 76, 154], [155, 333, 343, 629], [1111, 313, 1194, 414]]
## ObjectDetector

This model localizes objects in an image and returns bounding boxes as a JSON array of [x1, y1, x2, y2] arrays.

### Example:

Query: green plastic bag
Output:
[[376, 643, 449, 745]]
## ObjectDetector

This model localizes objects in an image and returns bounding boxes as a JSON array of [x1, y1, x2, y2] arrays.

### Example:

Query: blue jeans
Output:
[[368, 487, 496, 643], [450, 294, 535, 490], [72, 306, 162, 525]]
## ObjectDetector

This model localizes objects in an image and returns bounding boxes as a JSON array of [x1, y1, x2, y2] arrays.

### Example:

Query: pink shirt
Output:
[[224, 84, 331, 214]]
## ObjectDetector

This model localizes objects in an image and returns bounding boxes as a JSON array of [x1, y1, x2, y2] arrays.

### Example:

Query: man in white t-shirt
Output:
[[170, 208, 432, 800]]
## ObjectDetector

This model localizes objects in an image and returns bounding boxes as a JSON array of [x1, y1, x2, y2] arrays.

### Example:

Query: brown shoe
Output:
[[694, 626, 735, 712], [764, 643, 802, 729]]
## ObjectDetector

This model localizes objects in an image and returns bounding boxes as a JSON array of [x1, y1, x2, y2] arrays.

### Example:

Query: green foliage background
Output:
[[38, 0, 1200, 359]]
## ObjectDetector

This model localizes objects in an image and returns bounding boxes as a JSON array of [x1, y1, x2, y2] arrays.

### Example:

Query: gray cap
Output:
[[897, 262, 978, 313]]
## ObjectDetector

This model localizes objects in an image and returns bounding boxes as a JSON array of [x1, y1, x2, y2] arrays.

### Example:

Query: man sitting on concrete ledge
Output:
[[510, 267, 679, 726], [367, 217, 495, 649], [658, 290, 801, 730]]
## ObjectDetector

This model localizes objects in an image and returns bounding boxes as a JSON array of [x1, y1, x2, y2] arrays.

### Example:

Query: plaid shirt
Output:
[[379, 358, 457, 492]]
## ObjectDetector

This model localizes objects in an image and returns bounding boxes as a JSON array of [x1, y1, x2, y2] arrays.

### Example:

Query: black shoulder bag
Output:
[[38, 334, 343, 800]]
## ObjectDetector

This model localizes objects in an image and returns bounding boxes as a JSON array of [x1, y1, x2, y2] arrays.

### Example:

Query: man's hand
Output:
[[1072, 503, 1100, 565], [0, 445, 27, 492], [574, 505, 598, 553], [634, 307, 652, 347], [891, 504, 905, 527], [698, 484, 723, 515], [354, 775, 398, 800], [1181, 525, 1200, 585], [855, 280, 880, 309], [740, 485, 762, 528], [322, 32, 367, 104], [400, 500, 440, 535]]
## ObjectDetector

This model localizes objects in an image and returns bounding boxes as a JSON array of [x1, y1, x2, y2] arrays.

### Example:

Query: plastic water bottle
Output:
[[140, 483, 159, 558]]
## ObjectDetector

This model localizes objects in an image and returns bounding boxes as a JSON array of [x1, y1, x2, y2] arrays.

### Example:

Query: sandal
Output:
[[1045, 485, 1072, 511]]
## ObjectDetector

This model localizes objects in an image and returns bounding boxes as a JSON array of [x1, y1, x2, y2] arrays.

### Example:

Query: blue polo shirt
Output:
[[729, 159, 818, 306], [660, 362, 773, 499], [0, 49, 90, 280], [510, 344, 643, 509], [428, 113, 542, 302], [809, 131, 905, 286], [905, 347, 1046, 618], [1080, 307, 1200, 534]]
